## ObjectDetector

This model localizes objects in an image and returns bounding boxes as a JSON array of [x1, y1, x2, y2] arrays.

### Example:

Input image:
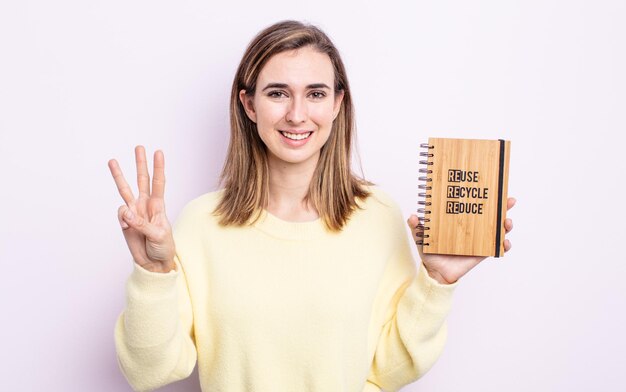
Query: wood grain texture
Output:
[[422, 138, 511, 257]]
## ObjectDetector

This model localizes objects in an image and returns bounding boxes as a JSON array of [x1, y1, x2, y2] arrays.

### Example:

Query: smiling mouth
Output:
[[279, 131, 312, 140]]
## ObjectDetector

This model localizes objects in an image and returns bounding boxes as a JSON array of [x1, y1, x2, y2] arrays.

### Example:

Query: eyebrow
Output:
[[261, 83, 331, 91]]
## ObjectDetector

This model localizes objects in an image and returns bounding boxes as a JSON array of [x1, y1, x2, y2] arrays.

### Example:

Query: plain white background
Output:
[[1, 0, 624, 391]]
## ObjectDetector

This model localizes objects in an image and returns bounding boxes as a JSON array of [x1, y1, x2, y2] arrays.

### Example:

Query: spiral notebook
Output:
[[417, 137, 511, 257]]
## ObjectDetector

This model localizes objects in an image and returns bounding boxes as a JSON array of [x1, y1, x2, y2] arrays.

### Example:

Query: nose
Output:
[[285, 95, 308, 124]]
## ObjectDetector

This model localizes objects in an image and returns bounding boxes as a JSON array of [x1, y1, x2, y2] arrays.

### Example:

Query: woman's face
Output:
[[240, 46, 344, 170]]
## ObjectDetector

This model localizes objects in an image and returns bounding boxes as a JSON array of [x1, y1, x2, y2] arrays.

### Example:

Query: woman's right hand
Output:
[[108, 145, 177, 273]]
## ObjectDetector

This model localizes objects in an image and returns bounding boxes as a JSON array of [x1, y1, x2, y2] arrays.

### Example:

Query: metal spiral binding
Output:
[[416, 143, 433, 246]]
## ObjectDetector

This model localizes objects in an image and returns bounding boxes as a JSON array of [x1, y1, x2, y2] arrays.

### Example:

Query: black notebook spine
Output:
[[494, 139, 506, 258]]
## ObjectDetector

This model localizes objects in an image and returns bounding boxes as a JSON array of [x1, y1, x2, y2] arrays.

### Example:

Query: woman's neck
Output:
[[266, 155, 319, 222]]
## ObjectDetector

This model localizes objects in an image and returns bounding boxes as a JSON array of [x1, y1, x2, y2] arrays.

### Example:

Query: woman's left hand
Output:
[[407, 197, 516, 285]]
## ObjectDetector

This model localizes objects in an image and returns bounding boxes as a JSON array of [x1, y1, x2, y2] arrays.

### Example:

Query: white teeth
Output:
[[280, 131, 312, 140]]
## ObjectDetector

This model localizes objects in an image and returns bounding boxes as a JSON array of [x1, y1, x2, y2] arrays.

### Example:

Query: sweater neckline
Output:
[[252, 209, 329, 240]]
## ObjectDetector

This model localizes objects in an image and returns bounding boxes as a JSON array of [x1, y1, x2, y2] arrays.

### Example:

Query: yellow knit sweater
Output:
[[114, 186, 458, 391]]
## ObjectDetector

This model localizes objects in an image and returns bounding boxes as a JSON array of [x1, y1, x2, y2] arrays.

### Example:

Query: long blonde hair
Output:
[[214, 20, 371, 231]]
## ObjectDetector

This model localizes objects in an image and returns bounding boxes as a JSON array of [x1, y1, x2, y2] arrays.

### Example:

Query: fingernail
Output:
[[125, 210, 134, 221], [121, 221, 129, 229]]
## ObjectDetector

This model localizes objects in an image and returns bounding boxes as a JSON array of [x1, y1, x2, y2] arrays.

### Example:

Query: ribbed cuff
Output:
[[396, 262, 459, 327], [123, 262, 180, 348], [128, 262, 179, 292], [417, 261, 460, 292]]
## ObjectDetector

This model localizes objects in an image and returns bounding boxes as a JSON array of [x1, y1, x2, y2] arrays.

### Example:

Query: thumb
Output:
[[117, 205, 130, 230], [407, 214, 427, 258], [120, 205, 162, 240], [407, 214, 420, 229], [407, 214, 424, 242]]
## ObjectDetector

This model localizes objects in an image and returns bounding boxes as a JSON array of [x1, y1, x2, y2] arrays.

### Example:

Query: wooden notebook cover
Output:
[[423, 137, 511, 257]]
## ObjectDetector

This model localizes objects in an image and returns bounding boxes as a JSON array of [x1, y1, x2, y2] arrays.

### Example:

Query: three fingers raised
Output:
[[108, 146, 167, 204]]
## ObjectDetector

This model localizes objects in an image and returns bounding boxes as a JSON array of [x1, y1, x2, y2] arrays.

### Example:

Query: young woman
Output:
[[108, 20, 515, 392]]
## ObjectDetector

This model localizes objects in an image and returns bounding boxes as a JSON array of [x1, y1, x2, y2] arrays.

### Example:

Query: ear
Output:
[[332, 90, 345, 120], [239, 89, 257, 123]]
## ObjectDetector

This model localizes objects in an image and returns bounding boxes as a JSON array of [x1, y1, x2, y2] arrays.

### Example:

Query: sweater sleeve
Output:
[[114, 212, 197, 391], [364, 206, 459, 392]]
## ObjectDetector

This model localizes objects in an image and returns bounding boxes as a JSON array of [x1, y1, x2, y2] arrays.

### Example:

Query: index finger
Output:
[[151, 150, 166, 199], [108, 159, 136, 205]]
